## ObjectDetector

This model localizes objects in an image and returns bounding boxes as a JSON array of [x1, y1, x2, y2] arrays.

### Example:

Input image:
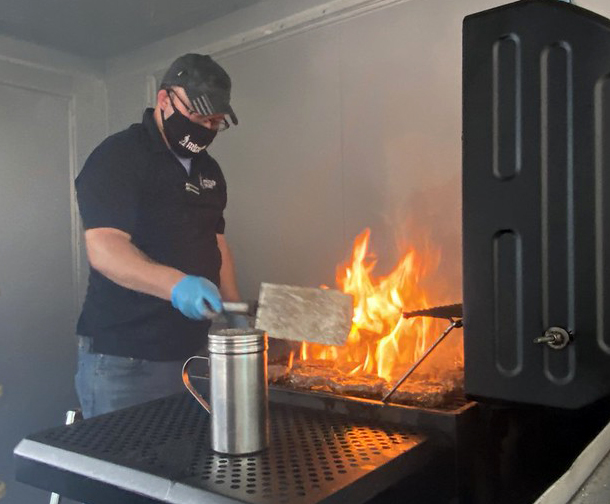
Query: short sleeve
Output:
[[75, 136, 142, 234], [202, 152, 227, 235], [216, 215, 226, 234]]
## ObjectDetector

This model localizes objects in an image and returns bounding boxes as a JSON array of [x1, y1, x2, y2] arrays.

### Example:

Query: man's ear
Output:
[[156, 89, 170, 109]]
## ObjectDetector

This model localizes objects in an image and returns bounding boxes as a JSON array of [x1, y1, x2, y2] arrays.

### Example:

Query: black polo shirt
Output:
[[75, 108, 227, 361]]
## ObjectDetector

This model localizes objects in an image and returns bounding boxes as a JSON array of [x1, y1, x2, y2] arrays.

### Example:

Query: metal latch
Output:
[[534, 327, 572, 350]]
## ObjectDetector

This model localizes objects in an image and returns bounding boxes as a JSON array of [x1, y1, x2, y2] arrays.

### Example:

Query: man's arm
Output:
[[86, 227, 222, 320], [217, 234, 241, 301], [85, 227, 186, 300]]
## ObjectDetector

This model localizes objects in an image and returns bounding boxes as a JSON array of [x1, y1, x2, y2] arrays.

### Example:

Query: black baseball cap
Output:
[[160, 53, 238, 125]]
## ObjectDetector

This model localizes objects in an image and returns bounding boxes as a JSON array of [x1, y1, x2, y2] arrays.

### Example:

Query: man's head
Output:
[[155, 54, 237, 156], [160, 53, 237, 126]]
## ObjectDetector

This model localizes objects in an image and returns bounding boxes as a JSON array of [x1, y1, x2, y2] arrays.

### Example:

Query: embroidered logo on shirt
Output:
[[185, 182, 200, 195], [199, 174, 217, 190]]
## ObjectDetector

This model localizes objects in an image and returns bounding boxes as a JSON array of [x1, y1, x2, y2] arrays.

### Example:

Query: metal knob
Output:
[[534, 327, 572, 350]]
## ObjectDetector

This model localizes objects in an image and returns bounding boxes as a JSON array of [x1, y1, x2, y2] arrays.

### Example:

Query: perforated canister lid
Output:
[[208, 328, 267, 355]]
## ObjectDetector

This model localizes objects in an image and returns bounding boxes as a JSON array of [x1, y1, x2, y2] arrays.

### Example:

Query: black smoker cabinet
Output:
[[463, 0, 610, 409]]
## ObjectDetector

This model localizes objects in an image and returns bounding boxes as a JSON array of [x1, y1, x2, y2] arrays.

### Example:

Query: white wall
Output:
[[214, 0, 492, 300], [0, 38, 107, 504]]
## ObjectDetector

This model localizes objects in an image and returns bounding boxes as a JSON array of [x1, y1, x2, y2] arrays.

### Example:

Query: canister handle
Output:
[[182, 356, 212, 414]]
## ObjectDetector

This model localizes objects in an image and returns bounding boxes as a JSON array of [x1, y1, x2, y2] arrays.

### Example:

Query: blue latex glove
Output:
[[171, 276, 223, 320]]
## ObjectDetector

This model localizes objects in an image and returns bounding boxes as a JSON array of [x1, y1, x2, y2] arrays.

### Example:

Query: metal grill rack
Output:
[[15, 392, 433, 504]]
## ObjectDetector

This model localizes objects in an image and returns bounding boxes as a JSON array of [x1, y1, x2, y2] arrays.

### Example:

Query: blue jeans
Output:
[[74, 336, 187, 418]]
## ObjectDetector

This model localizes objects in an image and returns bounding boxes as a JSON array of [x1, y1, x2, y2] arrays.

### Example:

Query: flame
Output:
[[287, 350, 295, 371], [301, 228, 460, 383]]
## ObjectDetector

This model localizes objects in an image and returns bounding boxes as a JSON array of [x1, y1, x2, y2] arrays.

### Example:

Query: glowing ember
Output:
[[300, 229, 462, 384]]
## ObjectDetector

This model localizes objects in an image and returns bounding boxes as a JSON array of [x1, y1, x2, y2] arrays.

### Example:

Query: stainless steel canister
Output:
[[182, 328, 269, 455]]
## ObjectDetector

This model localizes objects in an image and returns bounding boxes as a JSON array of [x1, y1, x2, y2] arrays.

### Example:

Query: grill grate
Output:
[[31, 393, 427, 504], [272, 383, 470, 412]]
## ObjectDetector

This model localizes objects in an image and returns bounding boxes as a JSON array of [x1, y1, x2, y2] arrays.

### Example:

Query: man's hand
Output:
[[171, 276, 223, 320]]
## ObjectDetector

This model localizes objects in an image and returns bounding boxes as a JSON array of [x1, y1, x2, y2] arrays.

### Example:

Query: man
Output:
[[74, 54, 243, 418]]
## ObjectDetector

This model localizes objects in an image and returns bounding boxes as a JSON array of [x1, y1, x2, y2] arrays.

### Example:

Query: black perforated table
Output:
[[14, 392, 431, 504]]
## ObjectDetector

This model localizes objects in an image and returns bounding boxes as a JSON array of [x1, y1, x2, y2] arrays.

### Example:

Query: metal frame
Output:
[[382, 304, 464, 404]]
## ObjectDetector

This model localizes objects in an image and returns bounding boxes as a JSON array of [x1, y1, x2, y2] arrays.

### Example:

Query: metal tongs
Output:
[[381, 303, 463, 404]]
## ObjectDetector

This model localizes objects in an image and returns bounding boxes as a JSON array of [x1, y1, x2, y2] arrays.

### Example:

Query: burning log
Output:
[[271, 360, 464, 409], [283, 361, 386, 399], [381, 382, 456, 409], [268, 363, 291, 382]]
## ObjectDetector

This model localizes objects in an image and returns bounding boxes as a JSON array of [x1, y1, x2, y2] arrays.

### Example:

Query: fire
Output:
[[301, 229, 461, 383]]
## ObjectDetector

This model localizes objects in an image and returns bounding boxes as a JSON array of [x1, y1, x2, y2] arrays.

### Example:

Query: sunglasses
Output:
[[166, 89, 229, 131]]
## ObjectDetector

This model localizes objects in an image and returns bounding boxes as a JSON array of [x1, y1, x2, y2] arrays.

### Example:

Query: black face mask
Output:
[[161, 106, 217, 158]]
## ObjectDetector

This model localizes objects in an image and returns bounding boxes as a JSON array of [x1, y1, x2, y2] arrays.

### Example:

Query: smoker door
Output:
[[463, 0, 610, 408]]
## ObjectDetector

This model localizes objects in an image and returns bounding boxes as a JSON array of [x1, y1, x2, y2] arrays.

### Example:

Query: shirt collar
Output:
[[142, 108, 170, 153]]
